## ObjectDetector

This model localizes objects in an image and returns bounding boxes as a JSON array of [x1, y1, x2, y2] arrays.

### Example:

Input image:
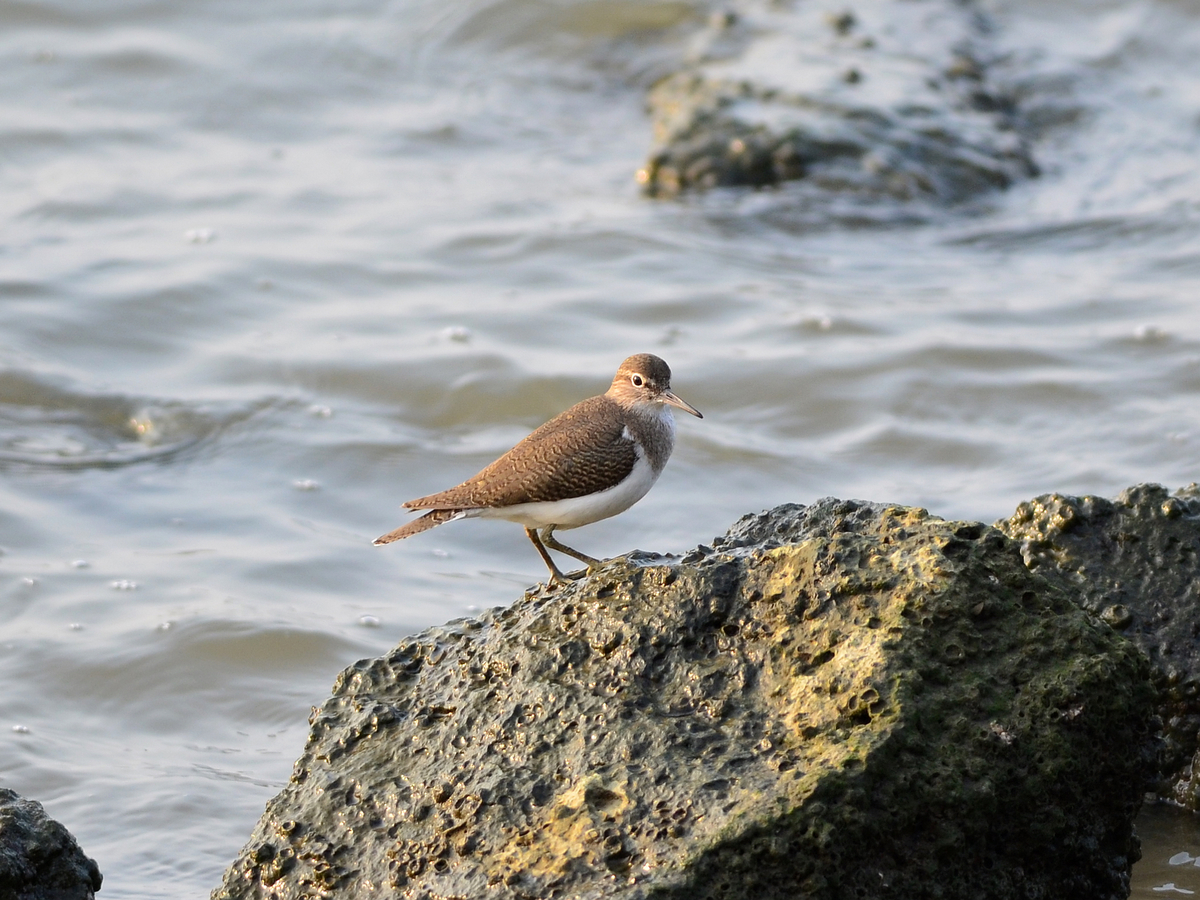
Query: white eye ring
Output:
[[630, 374, 644, 387]]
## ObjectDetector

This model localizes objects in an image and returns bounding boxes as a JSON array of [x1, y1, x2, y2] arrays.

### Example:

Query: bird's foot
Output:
[[540, 566, 595, 591], [546, 566, 578, 589]]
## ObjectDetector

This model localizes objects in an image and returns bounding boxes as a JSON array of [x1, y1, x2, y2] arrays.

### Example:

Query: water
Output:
[[2, 0, 1199, 895]]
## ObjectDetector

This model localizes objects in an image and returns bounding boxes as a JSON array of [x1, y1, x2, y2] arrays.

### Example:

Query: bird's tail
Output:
[[373, 509, 463, 545]]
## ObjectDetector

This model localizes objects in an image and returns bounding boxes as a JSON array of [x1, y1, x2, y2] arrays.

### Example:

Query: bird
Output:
[[373, 353, 702, 585]]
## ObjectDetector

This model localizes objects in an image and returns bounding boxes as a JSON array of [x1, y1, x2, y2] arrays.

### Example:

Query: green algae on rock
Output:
[[212, 499, 1154, 900], [997, 482, 1200, 808]]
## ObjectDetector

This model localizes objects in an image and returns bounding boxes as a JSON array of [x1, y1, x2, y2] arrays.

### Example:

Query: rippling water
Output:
[[3, 0, 1200, 895]]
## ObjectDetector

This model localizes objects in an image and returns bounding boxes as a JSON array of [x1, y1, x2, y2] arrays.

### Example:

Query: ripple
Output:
[[0, 370, 259, 470], [945, 213, 1194, 253]]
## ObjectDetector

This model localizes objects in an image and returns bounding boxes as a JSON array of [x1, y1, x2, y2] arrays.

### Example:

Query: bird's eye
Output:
[[631, 374, 644, 387]]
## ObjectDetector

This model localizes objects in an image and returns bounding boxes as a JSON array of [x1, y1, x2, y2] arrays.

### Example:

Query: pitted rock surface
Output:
[[0, 788, 102, 900], [997, 482, 1200, 807], [213, 499, 1154, 900], [639, 0, 1036, 203]]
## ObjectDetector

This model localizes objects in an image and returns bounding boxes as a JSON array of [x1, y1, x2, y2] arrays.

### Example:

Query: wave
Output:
[[0, 370, 264, 470]]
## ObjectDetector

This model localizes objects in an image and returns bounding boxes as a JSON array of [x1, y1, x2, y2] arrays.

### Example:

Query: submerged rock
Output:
[[997, 482, 1200, 808], [214, 499, 1153, 900], [0, 788, 102, 900], [639, 0, 1035, 202]]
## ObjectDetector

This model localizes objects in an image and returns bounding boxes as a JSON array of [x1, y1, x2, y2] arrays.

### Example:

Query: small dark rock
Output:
[[824, 11, 856, 35], [0, 789, 102, 900]]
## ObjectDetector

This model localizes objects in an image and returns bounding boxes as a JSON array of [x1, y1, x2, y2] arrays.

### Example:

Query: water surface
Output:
[[2, 0, 1200, 894]]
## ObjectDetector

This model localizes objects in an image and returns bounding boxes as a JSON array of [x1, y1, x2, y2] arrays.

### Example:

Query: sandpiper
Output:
[[374, 353, 702, 585]]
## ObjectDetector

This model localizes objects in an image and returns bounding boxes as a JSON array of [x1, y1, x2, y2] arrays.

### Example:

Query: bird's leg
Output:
[[540, 526, 601, 569], [525, 527, 571, 587]]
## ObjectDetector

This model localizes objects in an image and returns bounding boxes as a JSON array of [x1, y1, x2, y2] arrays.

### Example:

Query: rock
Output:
[[997, 482, 1200, 807], [638, 0, 1036, 203], [213, 499, 1154, 900], [0, 788, 102, 900]]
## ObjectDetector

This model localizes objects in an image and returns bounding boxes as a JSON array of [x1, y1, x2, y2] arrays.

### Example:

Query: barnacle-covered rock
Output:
[[213, 499, 1154, 900], [998, 482, 1200, 807]]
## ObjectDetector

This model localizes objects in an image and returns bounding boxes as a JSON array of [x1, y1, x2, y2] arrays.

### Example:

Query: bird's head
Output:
[[609, 353, 702, 418]]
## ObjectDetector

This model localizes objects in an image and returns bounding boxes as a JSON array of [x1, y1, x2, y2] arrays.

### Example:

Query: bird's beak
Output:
[[663, 389, 703, 419]]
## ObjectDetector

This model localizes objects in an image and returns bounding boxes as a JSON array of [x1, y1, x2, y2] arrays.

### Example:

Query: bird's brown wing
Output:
[[403, 395, 638, 510]]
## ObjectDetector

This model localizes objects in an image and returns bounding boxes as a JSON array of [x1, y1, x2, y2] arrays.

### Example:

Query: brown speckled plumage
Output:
[[404, 394, 640, 510]]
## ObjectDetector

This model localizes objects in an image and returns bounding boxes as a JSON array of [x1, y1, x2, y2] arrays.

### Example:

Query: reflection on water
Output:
[[2, 0, 1200, 895]]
